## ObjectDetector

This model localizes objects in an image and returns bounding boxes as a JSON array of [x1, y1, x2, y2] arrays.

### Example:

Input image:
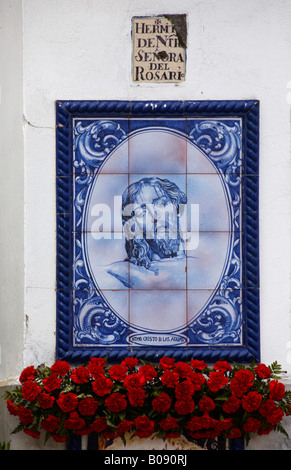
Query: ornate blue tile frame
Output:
[[56, 100, 259, 364]]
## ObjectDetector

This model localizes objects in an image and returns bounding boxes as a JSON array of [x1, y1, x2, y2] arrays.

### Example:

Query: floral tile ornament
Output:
[[56, 100, 260, 363]]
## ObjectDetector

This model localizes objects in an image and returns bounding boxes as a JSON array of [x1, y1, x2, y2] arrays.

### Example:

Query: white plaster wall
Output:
[[0, 0, 25, 381], [22, 0, 291, 373], [1, 0, 291, 450]]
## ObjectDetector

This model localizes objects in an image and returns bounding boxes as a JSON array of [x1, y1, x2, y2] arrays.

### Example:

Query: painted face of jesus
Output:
[[132, 184, 179, 240], [122, 177, 186, 266]]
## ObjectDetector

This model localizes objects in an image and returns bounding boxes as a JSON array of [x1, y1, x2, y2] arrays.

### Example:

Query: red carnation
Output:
[[201, 414, 219, 430], [186, 414, 217, 432], [175, 379, 194, 400], [64, 411, 86, 430], [223, 396, 240, 414], [105, 393, 127, 413], [159, 357, 175, 370], [104, 430, 117, 440], [50, 360, 71, 376], [255, 363, 271, 379], [19, 366, 37, 384], [116, 420, 134, 437], [38, 392, 55, 409], [41, 415, 60, 433], [258, 424, 274, 435], [152, 393, 172, 412], [198, 396, 215, 412], [71, 366, 90, 384], [186, 416, 204, 432], [175, 399, 195, 415], [17, 406, 33, 425], [21, 380, 41, 401], [121, 357, 139, 370], [87, 357, 106, 377], [161, 369, 179, 388], [78, 397, 98, 416], [213, 360, 232, 373], [207, 371, 228, 392], [188, 371, 205, 391], [215, 418, 233, 433], [159, 417, 179, 430], [229, 369, 254, 397], [241, 391, 262, 412], [128, 388, 146, 407], [190, 359, 207, 370], [139, 364, 157, 382], [123, 373, 145, 390], [57, 392, 78, 413], [43, 374, 63, 392], [24, 428, 40, 439], [259, 398, 277, 417], [174, 361, 192, 378], [243, 417, 261, 433], [134, 416, 155, 438], [108, 364, 128, 382], [269, 380, 285, 401], [266, 407, 284, 425], [6, 399, 19, 416], [92, 375, 113, 396], [227, 427, 242, 439], [90, 417, 108, 433]]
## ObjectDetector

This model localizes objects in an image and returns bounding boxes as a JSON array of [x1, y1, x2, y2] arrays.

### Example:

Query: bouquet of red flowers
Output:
[[4, 357, 291, 446]]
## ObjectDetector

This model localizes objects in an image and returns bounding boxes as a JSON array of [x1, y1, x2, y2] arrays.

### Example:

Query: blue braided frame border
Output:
[[56, 100, 260, 364]]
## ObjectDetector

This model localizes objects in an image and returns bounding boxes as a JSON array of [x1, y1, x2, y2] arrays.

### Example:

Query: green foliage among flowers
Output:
[[3, 357, 291, 446]]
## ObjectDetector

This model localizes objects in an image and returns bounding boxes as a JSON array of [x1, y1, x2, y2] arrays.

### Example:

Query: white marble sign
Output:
[[132, 15, 186, 83]]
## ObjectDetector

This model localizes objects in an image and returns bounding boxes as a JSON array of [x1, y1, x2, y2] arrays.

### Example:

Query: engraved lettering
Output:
[[132, 16, 186, 83]]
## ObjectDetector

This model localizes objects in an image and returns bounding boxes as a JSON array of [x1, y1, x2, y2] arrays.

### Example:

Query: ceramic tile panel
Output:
[[187, 289, 244, 346], [98, 290, 130, 325], [128, 118, 187, 174], [186, 118, 243, 175], [186, 231, 234, 290], [85, 173, 129, 234], [72, 118, 129, 175], [84, 232, 129, 290], [56, 100, 260, 363], [186, 174, 231, 232], [72, 289, 130, 348], [129, 290, 187, 333]]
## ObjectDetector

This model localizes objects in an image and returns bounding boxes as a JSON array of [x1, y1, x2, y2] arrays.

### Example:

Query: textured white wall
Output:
[[0, 0, 25, 382], [22, 0, 291, 372], [1, 0, 291, 450]]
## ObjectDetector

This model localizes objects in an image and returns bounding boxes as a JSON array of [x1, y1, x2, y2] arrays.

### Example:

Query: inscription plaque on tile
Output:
[[132, 15, 186, 83]]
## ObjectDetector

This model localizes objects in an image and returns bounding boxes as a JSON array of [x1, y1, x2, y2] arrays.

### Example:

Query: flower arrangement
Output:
[[3, 357, 291, 447]]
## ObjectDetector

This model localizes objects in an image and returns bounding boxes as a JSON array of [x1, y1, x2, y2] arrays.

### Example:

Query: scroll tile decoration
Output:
[[56, 100, 260, 363]]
